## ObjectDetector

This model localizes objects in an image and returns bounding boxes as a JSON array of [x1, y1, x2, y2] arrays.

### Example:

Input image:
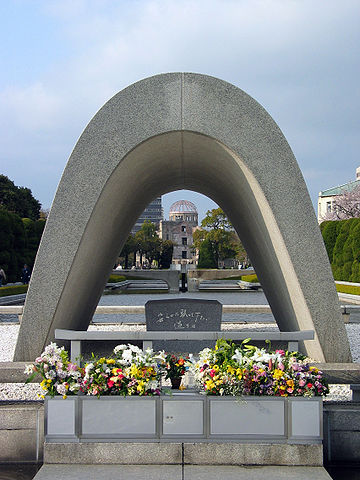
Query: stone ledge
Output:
[[312, 363, 360, 384], [44, 442, 323, 466], [0, 362, 38, 383], [44, 442, 182, 465], [184, 442, 323, 466]]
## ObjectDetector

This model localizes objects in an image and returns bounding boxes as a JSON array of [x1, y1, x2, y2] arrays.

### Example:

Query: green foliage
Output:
[[195, 208, 243, 268], [321, 218, 360, 282], [241, 274, 258, 283], [320, 220, 340, 262], [0, 175, 41, 220], [0, 207, 45, 282], [108, 275, 126, 283], [197, 237, 217, 268], [335, 283, 360, 295], [0, 284, 28, 297], [159, 240, 174, 269]]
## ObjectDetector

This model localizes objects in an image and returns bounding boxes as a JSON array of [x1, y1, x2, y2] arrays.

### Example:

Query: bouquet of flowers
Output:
[[25, 342, 82, 398], [161, 353, 188, 381], [187, 338, 329, 397]]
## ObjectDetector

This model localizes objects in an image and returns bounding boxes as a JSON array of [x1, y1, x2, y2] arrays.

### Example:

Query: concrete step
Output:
[[33, 464, 332, 480]]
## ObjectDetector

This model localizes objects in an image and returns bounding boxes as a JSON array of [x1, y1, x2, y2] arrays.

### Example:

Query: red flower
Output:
[[307, 383, 313, 389]]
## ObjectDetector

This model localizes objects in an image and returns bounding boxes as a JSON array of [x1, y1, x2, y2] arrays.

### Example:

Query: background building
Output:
[[131, 197, 163, 233], [159, 200, 198, 264], [318, 167, 360, 222]]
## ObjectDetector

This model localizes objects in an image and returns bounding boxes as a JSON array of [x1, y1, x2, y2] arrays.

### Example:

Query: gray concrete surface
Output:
[[44, 442, 182, 464], [184, 442, 323, 466], [33, 464, 182, 480], [14, 73, 350, 363], [32, 464, 332, 480], [0, 401, 43, 463]]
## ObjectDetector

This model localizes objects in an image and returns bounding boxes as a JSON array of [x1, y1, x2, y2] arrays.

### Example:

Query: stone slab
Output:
[[183, 465, 332, 479], [33, 464, 182, 480], [183, 442, 323, 466], [0, 429, 39, 463], [44, 442, 182, 464], [0, 361, 38, 383], [0, 402, 44, 462], [312, 363, 360, 384], [328, 431, 360, 463], [145, 298, 222, 352]]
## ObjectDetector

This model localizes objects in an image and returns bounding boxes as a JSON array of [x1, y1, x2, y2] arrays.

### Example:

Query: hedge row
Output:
[[335, 283, 360, 295], [0, 284, 28, 297], [320, 218, 360, 282]]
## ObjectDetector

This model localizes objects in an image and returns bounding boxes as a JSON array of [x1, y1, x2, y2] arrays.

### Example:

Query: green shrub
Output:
[[336, 283, 360, 296], [108, 275, 126, 283], [0, 284, 28, 297], [241, 274, 258, 283]]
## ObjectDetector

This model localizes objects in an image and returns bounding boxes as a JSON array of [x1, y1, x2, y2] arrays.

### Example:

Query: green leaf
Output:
[[25, 372, 37, 384]]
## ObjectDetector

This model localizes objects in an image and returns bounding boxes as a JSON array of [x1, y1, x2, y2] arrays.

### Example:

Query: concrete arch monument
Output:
[[14, 73, 351, 363]]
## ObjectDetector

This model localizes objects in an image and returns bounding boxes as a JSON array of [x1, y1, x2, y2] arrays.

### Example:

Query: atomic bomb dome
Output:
[[169, 200, 198, 224]]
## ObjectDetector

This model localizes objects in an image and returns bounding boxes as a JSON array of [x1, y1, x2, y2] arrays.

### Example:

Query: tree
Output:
[[321, 184, 360, 222], [135, 221, 161, 267], [159, 240, 174, 269], [0, 175, 41, 220], [119, 235, 136, 269], [193, 208, 241, 268]]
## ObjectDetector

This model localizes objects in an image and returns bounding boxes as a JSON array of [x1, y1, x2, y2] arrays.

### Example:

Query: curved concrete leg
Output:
[[14, 73, 351, 362]]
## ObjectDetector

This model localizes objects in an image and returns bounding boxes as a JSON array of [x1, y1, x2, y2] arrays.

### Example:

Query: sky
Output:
[[0, 0, 359, 222]]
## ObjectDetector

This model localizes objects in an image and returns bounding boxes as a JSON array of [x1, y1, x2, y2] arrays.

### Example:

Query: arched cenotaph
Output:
[[14, 73, 352, 363]]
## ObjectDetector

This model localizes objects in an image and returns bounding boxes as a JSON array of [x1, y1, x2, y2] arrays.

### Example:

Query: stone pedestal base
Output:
[[44, 442, 323, 467]]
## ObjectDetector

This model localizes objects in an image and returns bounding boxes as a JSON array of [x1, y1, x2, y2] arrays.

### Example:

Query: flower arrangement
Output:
[[25, 343, 162, 398], [25, 339, 328, 399], [159, 352, 188, 389], [80, 344, 162, 396], [25, 342, 82, 399], [187, 338, 329, 397], [161, 353, 188, 380]]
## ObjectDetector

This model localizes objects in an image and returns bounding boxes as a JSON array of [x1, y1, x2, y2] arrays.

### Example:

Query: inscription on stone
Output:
[[145, 298, 222, 353]]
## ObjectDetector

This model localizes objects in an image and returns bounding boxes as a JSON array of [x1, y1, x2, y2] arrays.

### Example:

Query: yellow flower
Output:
[[63, 395, 67, 399], [179, 384, 186, 391], [99, 357, 105, 364], [236, 368, 243, 379], [206, 379, 215, 390], [273, 369, 284, 380], [137, 380, 145, 393], [130, 365, 140, 377], [213, 364, 219, 372], [227, 365, 235, 375], [107, 359, 116, 365], [286, 379, 294, 388]]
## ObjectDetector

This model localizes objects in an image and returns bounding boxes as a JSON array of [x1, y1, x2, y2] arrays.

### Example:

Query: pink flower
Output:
[[298, 379, 306, 387]]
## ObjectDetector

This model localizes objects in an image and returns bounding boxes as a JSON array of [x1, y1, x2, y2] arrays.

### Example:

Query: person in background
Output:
[[21, 264, 31, 284], [0, 267, 6, 287]]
